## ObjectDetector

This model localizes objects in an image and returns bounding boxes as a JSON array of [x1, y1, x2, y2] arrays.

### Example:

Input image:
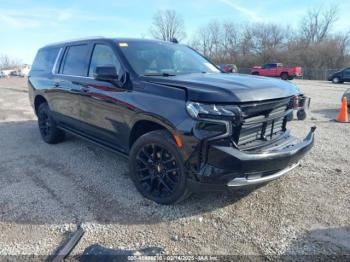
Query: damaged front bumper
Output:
[[187, 126, 316, 192]]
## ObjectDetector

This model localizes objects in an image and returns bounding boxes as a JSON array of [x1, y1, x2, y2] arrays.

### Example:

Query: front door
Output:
[[79, 43, 131, 153], [343, 68, 350, 81]]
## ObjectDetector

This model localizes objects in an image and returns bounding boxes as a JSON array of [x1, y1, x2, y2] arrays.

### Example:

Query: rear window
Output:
[[31, 47, 60, 73], [61, 44, 89, 76]]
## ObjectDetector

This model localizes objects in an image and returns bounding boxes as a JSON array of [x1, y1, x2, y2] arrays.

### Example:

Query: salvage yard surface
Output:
[[0, 77, 349, 259]]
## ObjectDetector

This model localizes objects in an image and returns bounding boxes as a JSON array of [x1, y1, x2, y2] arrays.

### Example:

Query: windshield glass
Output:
[[118, 41, 220, 76]]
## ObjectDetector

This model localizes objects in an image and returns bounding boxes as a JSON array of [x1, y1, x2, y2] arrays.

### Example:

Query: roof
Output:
[[42, 37, 171, 49]]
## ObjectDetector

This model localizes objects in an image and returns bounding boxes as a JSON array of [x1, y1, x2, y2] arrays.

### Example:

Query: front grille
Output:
[[233, 97, 293, 149]]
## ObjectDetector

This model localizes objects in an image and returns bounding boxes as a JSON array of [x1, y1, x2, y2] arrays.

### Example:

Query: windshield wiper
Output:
[[144, 73, 176, 77]]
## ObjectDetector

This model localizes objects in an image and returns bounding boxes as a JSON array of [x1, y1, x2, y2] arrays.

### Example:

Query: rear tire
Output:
[[129, 130, 190, 205], [252, 72, 259, 76], [281, 73, 289, 80], [37, 103, 65, 144]]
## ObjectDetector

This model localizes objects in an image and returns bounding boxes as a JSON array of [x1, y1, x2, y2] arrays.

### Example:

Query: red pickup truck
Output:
[[251, 63, 302, 80]]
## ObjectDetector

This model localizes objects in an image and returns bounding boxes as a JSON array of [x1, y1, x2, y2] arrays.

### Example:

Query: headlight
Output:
[[186, 102, 242, 123]]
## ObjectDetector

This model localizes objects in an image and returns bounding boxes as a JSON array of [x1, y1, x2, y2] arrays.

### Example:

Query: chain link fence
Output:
[[237, 67, 342, 80]]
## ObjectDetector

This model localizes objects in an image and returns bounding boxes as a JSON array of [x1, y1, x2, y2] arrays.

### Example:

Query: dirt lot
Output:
[[0, 77, 349, 259]]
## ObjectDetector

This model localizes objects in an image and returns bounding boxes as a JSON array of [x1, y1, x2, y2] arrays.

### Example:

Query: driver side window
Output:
[[89, 44, 121, 77]]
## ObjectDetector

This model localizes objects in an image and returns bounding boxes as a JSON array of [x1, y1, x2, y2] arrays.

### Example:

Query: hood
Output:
[[143, 73, 299, 103], [331, 70, 341, 75]]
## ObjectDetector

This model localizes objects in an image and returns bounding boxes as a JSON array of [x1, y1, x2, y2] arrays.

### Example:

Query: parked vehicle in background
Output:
[[328, 67, 350, 84], [251, 63, 302, 80], [28, 37, 315, 204], [218, 64, 238, 73], [1, 70, 13, 77], [342, 89, 350, 107]]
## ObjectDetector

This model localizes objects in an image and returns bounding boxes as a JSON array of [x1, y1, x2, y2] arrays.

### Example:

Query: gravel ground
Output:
[[0, 77, 349, 259]]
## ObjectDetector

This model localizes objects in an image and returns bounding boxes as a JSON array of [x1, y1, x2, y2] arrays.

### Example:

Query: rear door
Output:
[[78, 42, 130, 152], [52, 43, 91, 128], [29, 46, 61, 108]]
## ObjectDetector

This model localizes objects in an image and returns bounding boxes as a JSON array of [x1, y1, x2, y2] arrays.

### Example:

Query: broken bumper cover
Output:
[[187, 127, 315, 192]]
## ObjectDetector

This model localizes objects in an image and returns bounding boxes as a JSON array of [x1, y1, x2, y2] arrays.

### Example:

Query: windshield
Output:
[[118, 41, 220, 76]]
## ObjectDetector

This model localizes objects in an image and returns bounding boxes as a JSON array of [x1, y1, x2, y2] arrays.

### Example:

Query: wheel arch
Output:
[[34, 95, 47, 115], [128, 115, 179, 149]]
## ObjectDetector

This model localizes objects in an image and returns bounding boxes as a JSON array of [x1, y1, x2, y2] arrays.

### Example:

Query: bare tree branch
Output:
[[150, 10, 186, 42], [300, 5, 339, 44], [0, 54, 22, 70]]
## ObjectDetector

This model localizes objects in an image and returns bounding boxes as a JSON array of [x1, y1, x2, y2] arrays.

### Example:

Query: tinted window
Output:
[[119, 41, 220, 75], [264, 64, 277, 69], [62, 44, 89, 76], [31, 47, 60, 72], [88, 44, 121, 77]]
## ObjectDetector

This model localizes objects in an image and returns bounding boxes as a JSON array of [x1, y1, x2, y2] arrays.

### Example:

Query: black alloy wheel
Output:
[[136, 144, 179, 197], [38, 109, 51, 138], [129, 130, 189, 204], [37, 103, 65, 144]]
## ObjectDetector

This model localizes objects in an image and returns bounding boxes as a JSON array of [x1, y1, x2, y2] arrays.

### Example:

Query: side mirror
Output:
[[93, 65, 118, 81]]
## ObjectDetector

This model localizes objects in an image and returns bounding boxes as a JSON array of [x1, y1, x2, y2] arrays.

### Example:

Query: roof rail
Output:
[[44, 36, 105, 47]]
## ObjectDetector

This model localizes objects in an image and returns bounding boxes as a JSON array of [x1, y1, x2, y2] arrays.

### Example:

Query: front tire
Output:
[[37, 103, 65, 144], [129, 130, 190, 205], [332, 77, 341, 84]]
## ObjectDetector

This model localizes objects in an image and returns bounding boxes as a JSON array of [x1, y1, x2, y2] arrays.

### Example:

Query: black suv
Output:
[[29, 38, 315, 204]]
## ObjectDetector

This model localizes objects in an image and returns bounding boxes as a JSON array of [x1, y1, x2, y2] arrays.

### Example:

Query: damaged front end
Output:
[[180, 96, 316, 192]]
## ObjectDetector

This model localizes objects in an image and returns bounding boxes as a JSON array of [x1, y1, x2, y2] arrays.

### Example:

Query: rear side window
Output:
[[61, 44, 89, 76], [31, 47, 60, 73]]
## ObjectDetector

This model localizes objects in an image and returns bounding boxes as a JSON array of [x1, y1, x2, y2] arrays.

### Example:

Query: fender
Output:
[[128, 111, 178, 134]]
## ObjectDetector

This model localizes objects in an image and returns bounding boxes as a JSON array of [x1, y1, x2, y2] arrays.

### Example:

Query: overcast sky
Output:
[[0, 0, 349, 63]]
